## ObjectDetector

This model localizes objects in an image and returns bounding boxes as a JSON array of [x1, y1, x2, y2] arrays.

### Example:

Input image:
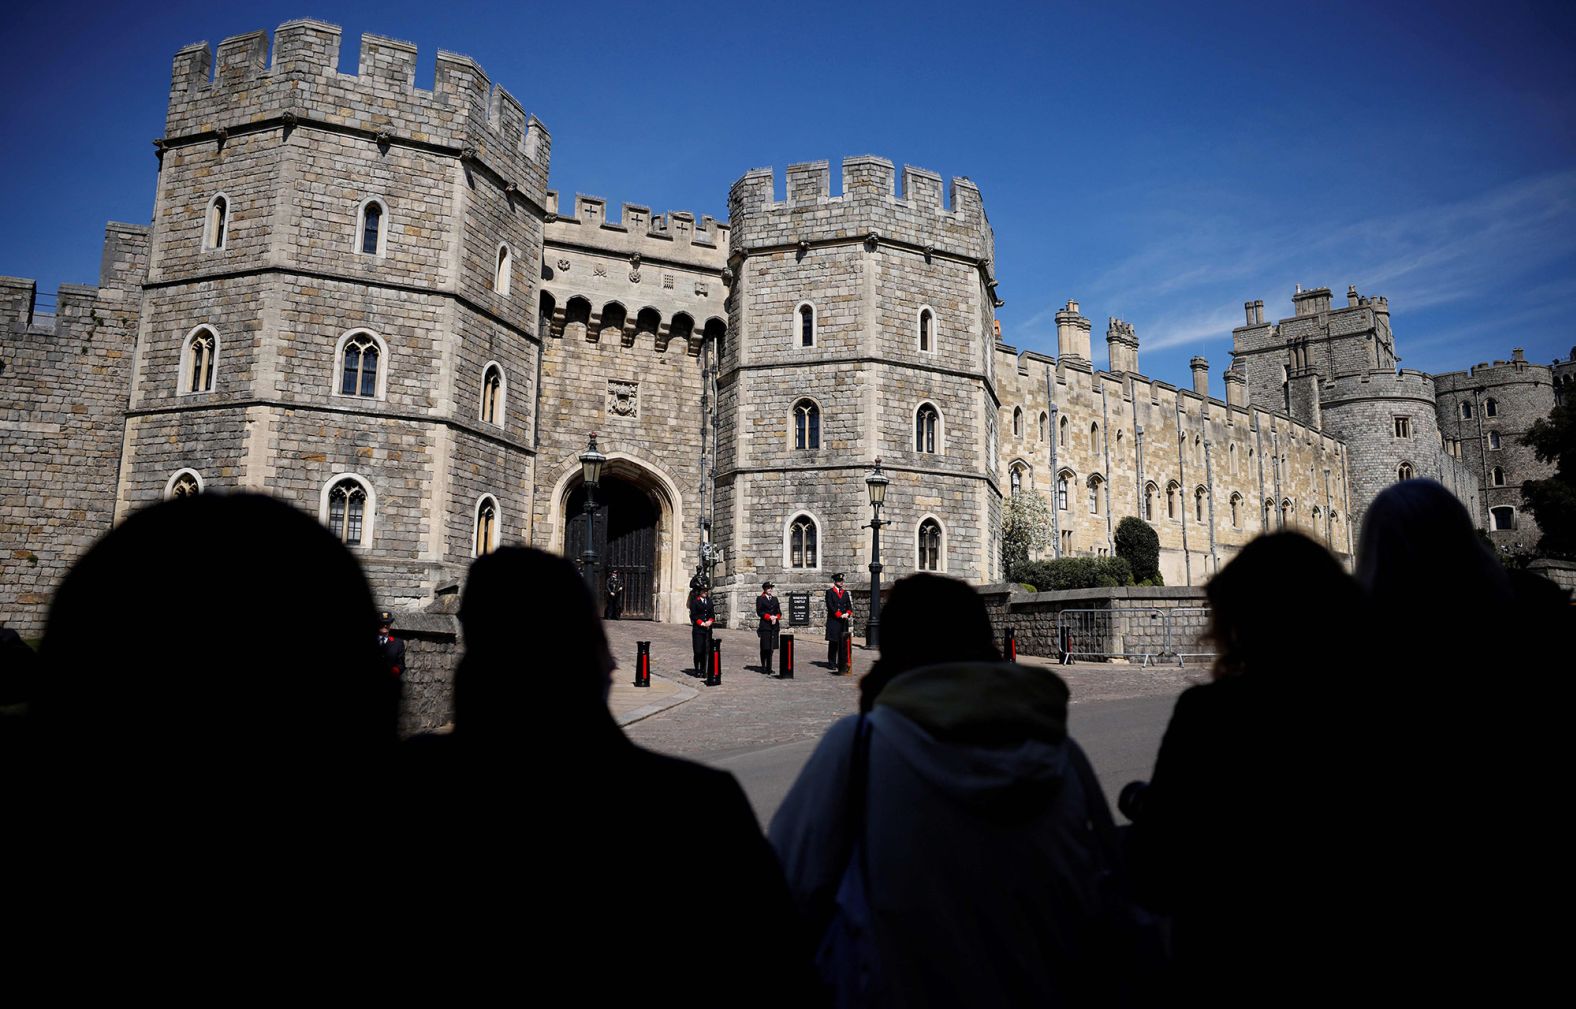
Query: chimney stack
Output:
[[1055, 299, 1091, 364], [1224, 365, 1248, 408], [1190, 356, 1210, 397]]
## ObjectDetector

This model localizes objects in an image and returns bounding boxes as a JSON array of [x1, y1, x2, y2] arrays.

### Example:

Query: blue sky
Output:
[[2, 0, 1572, 384]]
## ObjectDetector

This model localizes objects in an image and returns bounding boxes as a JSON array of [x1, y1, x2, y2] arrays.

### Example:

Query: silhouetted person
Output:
[[17, 493, 400, 987], [0, 627, 38, 707], [1356, 479, 1568, 1001], [771, 574, 1120, 1008], [1124, 532, 1373, 1005], [405, 547, 813, 1003]]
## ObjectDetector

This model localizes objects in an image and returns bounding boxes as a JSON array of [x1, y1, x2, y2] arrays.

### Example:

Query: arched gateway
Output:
[[549, 454, 687, 623]]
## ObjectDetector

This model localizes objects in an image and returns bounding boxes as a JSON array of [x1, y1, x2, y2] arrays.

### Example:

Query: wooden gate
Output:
[[566, 478, 658, 620]]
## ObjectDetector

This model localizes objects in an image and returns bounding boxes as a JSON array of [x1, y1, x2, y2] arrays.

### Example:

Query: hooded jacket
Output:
[[769, 662, 1112, 1008]]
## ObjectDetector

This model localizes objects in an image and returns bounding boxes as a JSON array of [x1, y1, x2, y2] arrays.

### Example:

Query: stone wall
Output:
[[1433, 352, 1557, 547], [393, 612, 461, 736], [0, 225, 147, 638], [716, 157, 998, 627], [993, 332, 1352, 588]]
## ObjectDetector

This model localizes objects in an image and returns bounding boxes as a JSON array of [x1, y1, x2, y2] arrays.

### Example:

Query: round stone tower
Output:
[[717, 156, 999, 626]]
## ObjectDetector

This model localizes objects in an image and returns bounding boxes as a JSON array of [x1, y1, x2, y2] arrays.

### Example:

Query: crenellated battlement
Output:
[[1320, 368, 1437, 404], [727, 156, 992, 264], [163, 20, 549, 206], [544, 192, 729, 267]]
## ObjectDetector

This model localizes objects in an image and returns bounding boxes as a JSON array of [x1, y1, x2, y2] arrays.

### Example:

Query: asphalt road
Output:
[[706, 691, 1180, 828]]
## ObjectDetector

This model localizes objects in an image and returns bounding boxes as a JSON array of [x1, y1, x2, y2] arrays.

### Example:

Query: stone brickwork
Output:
[[1, 19, 1566, 649], [1433, 350, 1559, 549], [995, 319, 1352, 587], [1229, 285, 1480, 534], [0, 226, 146, 637], [110, 21, 549, 614], [716, 157, 998, 626]]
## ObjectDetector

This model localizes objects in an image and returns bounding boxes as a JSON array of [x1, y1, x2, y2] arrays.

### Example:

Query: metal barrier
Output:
[[1164, 607, 1216, 666], [1054, 606, 1215, 666]]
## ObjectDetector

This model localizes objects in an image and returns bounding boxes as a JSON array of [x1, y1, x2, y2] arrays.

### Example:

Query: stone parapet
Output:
[[163, 20, 548, 209]]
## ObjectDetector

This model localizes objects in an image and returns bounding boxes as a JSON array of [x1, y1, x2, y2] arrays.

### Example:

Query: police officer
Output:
[[825, 573, 853, 672], [756, 581, 782, 674], [689, 583, 715, 676], [377, 610, 405, 679]]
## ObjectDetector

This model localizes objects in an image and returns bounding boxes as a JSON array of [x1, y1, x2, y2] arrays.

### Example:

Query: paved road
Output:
[[604, 614, 1196, 829], [707, 692, 1179, 827]]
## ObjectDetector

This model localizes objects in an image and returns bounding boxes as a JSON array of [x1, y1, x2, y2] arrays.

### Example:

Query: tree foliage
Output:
[[1015, 557, 1133, 591], [1114, 516, 1163, 584], [1001, 491, 1054, 581], [1520, 403, 1576, 558]]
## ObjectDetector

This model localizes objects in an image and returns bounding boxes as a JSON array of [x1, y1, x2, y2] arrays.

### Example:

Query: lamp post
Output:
[[578, 433, 607, 592], [865, 459, 890, 650]]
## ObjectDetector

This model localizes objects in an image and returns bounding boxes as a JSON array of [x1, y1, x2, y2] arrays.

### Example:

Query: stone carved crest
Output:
[[557, 258, 571, 272], [607, 380, 638, 418], [630, 271, 641, 283], [663, 274, 675, 289], [695, 281, 709, 297], [593, 263, 607, 277]]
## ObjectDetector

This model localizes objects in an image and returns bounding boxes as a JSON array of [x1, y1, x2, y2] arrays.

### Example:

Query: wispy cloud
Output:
[[1046, 170, 1576, 366]]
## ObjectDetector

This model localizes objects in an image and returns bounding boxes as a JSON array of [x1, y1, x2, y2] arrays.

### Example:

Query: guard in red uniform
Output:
[[377, 610, 405, 679], [690, 584, 715, 675], [756, 581, 782, 673], [825, 573, 852, 670]]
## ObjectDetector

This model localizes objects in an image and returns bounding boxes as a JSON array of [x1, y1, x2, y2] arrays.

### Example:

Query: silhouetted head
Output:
[[1357, 478, 1512, 619], [860, 574, 999, 712], [1204, 532, 1364, 680], [456, 547, 613, 735], [37, 493, 395, 782]]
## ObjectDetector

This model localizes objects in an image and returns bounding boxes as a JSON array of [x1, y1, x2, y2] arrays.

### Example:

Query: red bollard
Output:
[[705, 639, 722, 686], [634, 641, 651, 687], [1004, 627, 1017, 663], [780, 634, 795, 679]]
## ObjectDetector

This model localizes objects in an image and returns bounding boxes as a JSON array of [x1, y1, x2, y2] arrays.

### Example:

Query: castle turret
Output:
[[1055, 300, 1091, 365], [1106, 317, 1138, 374], [1190, 356, 1209, 397], [722, 155, 1000, 615], [122, 20, 552, 610]]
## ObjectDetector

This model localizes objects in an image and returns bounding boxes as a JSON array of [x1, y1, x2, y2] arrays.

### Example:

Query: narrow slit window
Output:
[[207, 196, 228, 250], [361, 202, 383, 255]]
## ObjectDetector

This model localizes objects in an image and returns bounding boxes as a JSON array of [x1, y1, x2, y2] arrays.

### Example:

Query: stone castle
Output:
[[1, 20, 1566, 636]]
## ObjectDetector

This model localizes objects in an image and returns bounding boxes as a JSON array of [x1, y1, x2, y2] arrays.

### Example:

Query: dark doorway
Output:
[[566, 476, 659, 620]]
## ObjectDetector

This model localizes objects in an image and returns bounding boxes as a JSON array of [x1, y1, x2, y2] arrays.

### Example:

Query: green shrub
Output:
[[1115, 516, 1162, 585], [1015, 556, 1133, 591]]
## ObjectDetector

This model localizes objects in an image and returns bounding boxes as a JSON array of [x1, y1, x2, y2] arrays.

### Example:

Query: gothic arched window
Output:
[[183, 326, 217, 394], [916, 404, 940, 453], [475, 495, 499, 557], [326, 477, 371, 546], [338, 331, 383, 398], [918, 519, 942, 572], [789, 515, 818, 569], [481, 364, 504, 425], [794, 399, 820, 450]]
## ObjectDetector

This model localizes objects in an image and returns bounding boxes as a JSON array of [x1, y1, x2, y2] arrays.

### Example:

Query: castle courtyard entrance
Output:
[[566, 476, 660, 620]]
